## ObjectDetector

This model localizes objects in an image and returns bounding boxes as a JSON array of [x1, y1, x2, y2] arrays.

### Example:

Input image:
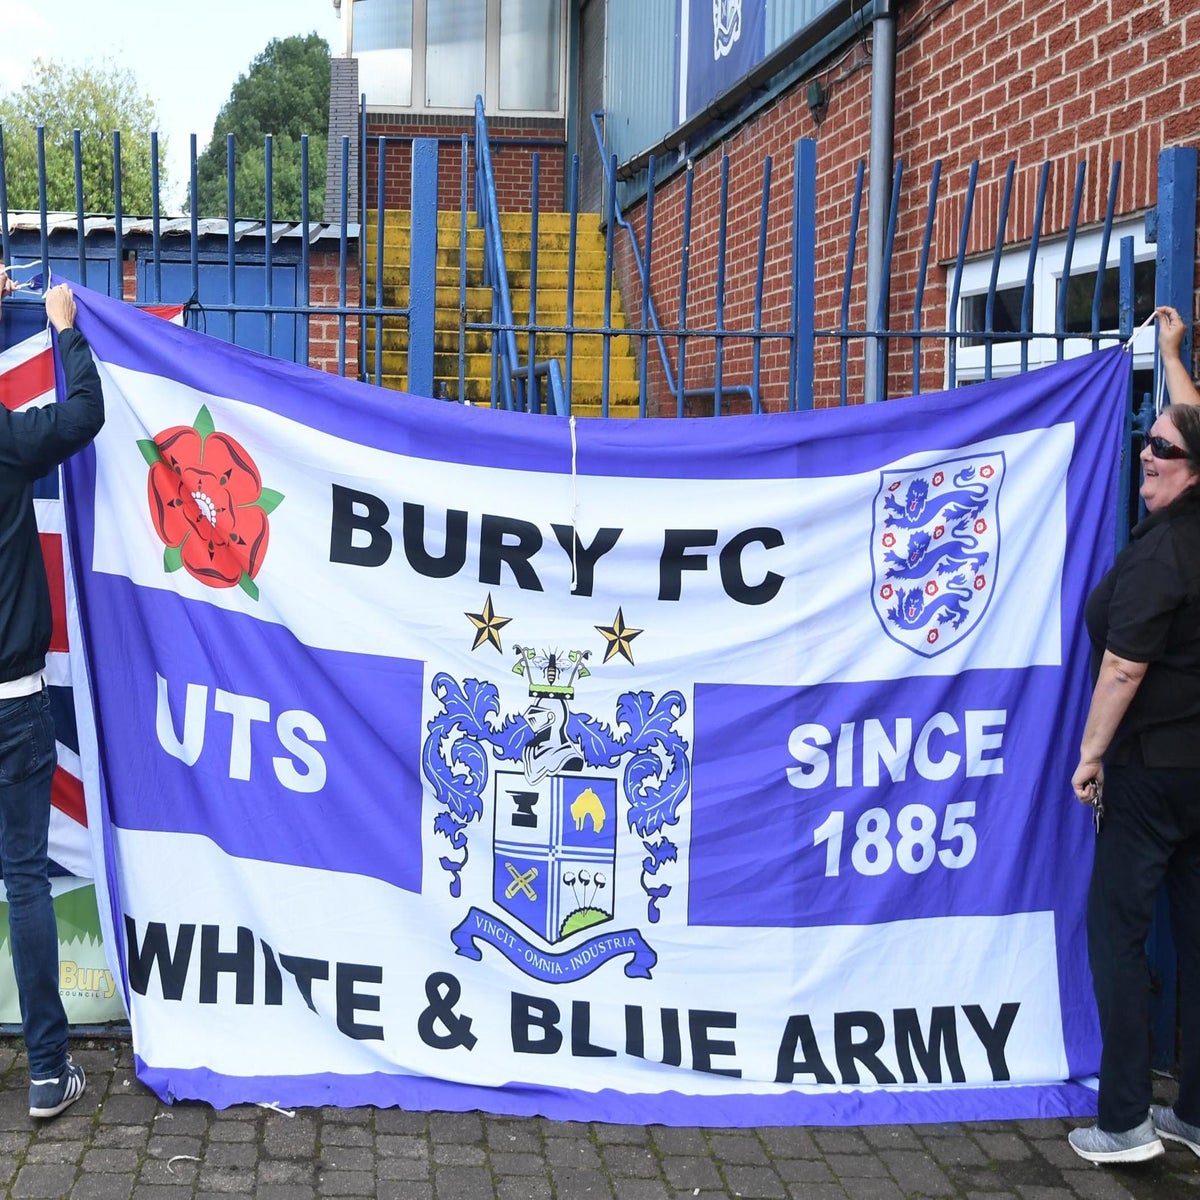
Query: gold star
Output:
[[595, 607, 643, 665], [465, 594, 512, 653]]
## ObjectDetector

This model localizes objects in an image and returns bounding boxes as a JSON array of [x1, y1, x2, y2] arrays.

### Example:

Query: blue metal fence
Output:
[[0, 125, 371, 370], [456, 118, 1192, 447], [5, 115, 1192, 431]]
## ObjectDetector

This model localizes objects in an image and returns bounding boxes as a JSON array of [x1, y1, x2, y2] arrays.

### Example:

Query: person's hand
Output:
[[44, 283, 76, 333], [0, 265, 14, 317], [1155, 305, 1187, 357], [1071, 757, 1104, 803]]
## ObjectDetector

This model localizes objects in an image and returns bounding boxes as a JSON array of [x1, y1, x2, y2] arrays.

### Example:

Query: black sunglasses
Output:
[[1145, 434, 1193, 461]]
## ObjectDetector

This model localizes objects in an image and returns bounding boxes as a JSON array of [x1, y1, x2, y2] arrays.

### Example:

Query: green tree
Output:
[[192, 34, 330, 221], [0, 59, 166, 213]]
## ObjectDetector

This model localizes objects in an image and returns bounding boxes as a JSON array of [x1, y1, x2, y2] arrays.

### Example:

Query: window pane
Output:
[[352, 0, 412, 53], [352, 0, 413, 106], [427, 0, 487, 109], [499, 0, 561, 111], [961, 286, 1026, 348], [1060, 259, 1155, 334]]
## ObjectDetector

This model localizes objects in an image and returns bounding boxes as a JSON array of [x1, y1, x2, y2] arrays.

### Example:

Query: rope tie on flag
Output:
[[1122, 310, 1155, 352], [569, 414, 579, 592], [1, 262, 56, 342], [255, 1101, 296, 1117], [1124, 311, 1166, 413], [0, 260, 42, 294]]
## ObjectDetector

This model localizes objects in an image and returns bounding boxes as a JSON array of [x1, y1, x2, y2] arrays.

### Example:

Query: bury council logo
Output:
[[139, 405, 283, 601], [870, 453, 1005, 657], [422, 601, 689, 984]]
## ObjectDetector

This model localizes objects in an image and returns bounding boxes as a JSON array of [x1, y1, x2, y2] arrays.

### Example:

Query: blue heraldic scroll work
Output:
[[423, 645, 688, 984]]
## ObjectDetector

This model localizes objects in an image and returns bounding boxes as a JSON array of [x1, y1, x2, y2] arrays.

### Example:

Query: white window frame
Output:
[[347, 0, 568, 118], [947, 218, 1156, 386]]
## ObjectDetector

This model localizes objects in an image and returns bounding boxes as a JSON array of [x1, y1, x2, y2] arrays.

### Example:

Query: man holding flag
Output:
[[0, 272, 100, 1118]]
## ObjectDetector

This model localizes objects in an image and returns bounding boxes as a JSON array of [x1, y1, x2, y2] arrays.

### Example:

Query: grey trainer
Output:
[[1068, 1116, 1164, 1164], [28, 1056, 86, 1119], [1151, 1105, 1200, 1157]]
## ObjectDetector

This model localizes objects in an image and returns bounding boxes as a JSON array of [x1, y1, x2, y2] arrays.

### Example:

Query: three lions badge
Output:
[[871, 454, 1005, 657]]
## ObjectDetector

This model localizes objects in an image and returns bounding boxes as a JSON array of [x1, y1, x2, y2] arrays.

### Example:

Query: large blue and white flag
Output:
[[62, 284, 1127, 1124]]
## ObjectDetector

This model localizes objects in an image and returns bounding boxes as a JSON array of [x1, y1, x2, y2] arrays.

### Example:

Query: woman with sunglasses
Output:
[[1067, 381, 1200, 1163]]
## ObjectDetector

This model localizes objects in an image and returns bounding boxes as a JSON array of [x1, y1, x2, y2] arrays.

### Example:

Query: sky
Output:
[[0, 0, 345, 212]]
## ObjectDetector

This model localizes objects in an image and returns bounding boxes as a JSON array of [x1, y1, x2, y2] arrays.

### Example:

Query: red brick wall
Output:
[[364, 117, 567, 212], [309, 247, 362, 378], [624, 0, 1200, 412]]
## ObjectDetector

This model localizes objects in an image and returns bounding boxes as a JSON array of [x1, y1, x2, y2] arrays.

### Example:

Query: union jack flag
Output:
[[0, 297, 184, 878]]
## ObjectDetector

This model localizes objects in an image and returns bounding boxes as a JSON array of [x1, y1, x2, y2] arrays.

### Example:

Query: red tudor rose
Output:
[[143, 409, 278, 596]]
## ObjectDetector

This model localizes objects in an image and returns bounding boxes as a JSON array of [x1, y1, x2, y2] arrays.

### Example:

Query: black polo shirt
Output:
[[1084, 488, 1200, 767]]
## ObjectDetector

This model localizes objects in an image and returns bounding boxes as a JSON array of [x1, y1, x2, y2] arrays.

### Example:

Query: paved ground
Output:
[[0, 1039, 1194, 1200]]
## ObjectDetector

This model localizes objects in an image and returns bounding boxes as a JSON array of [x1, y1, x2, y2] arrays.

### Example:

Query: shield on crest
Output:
[[870, 452, 1005, 657], [493, 771, 617, 944]]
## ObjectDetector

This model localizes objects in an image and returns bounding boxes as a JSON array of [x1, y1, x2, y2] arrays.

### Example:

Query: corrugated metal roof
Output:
[[3, 213, 360, 242]]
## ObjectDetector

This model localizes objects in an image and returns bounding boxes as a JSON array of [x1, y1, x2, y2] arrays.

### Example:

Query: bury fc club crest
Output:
[[871, 453, 1005, 656], [422, 609, 688, 984], [493, 647, 616, 945], [713, 0, 743, 59]]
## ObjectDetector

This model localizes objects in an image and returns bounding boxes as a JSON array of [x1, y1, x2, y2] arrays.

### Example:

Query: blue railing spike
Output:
[[459, 135, 469, 405], [1020, 161, 1050, 373], [265, 135, 274, 358], [983, 161, 1016, 382], [73, 131, 85, 282], [947, 160, 979, 386], [114, 131, 125, 298], [150, 132, 162, 303], [1056, 161, 1088, 361], [1092, 162, 1122, 336], [793, 138, 817, 412], [911, 159, 941, 395], [299, 134, 311, 365], [714, 156, 730, 416], [37, 127, 48, 282], [338, 133, 350, 378], [373, 135, 386, 387], [474, 96, 523, 412], [226, 135, 236, 346], [678, 164, 695, 416], [752, 156, 772, 414], [840, 161, 865, 405], [602, 153, 617, 419], [564, 154, 579, 416], [640, 155, 656, 418], [529, 153, 541, 411]]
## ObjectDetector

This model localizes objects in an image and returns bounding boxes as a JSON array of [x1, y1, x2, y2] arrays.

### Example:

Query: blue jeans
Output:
[[0, 688, 68, 1079]]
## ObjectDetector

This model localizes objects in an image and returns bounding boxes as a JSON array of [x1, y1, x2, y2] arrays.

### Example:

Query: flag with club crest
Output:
[[58, 283, 1130, 1124]]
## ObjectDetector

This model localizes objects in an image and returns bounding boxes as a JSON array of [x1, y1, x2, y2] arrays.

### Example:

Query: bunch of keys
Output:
[[1088, 779, 1104, 834]]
